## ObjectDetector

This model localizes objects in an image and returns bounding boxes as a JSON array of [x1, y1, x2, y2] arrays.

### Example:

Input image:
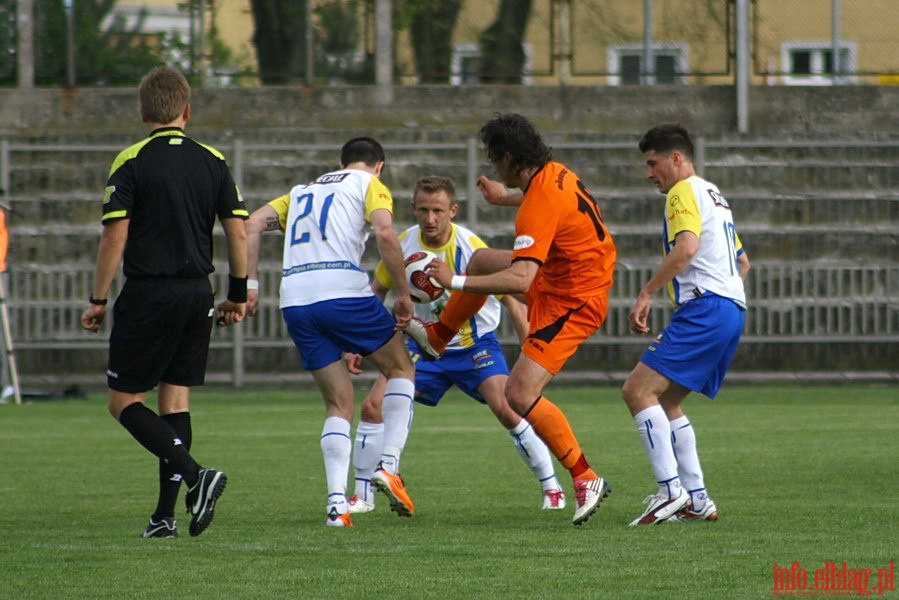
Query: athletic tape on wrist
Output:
[[450, 275, 467, 291]]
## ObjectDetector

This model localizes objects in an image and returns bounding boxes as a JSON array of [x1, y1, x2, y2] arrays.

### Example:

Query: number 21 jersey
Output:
[[270, 169, 394, 308]]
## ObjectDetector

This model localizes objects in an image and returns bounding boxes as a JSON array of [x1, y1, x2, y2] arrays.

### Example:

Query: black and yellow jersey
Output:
[[102, 127, 248, 279]]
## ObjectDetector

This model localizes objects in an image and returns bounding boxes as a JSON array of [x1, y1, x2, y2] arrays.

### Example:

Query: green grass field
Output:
[[1, 385, 897, 599]]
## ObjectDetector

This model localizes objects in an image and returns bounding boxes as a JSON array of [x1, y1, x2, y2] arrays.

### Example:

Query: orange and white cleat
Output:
[[325, 505, 354, 527], [371, 468, 415, 517]]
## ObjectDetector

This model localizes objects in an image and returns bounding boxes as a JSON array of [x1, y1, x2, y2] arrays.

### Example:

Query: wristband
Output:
[[450, 275, 467, 291], [89, 295, 108, 306], [247, 279, 259, 291], [227, 274, 248, 303]]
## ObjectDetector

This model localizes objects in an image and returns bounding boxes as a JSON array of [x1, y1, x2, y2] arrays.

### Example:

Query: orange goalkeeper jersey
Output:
[[512, 161, 616, 299]]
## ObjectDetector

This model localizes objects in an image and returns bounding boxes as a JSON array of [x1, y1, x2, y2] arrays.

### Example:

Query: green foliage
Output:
[[0, 1, 15, 80], [30, 0, 163, 86], [313, 0, 372, 83], [1, 385, 896, 598], [407, 0, 462, 83], [249, 0, 308, 84]]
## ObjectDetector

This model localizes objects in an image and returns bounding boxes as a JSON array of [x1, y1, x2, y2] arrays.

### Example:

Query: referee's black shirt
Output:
[[102, 127, 248, 279]]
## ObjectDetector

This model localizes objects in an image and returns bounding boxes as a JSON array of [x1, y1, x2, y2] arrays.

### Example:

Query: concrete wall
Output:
[[2, 84, 897, 139]]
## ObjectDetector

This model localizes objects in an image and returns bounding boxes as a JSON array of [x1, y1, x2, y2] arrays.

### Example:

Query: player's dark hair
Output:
[[340, 136, 386, 167], [139, 66, 191, 125], [479, 113, 552, 172], [414, 175, 456, 202], [638, 123, 695, 161]]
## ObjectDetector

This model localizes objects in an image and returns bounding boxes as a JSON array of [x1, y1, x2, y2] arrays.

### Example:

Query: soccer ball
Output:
[[404, 251, 444, 303]]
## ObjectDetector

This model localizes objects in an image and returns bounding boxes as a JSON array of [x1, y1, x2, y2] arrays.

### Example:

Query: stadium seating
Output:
[[2, 131, 897, 386]]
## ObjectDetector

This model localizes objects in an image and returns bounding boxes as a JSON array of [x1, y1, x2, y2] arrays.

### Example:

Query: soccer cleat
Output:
[[348, 494, 375, 514], [371, 468, 415, 517], [542, 489, 566, 510], [669, 498, 719, 522], [325, 505, 354, 527], [185, 467, 227, 537], [403, 318, 445, 360], [628, 491, 690, 526], [140, 516, 177, 538], [572, 476, 611, 525]]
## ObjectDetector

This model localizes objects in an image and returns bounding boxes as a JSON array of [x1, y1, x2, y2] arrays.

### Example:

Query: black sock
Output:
[[118, 403, 200, 488], [152, 412, 193, 519]]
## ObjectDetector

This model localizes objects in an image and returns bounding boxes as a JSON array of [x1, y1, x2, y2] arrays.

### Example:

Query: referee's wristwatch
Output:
[[89, 296, 108, 306]]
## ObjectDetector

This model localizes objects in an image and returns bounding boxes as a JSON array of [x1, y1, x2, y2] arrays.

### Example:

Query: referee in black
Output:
[[81, 66, 248, 538]]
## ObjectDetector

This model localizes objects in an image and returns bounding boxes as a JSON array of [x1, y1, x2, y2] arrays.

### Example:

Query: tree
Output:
[[315, 0, 372, 83], [248, 0, 463, 86], [0, 1, 16, 82], [34, 0, 162, 85], [1, 0, 163, 86], [249, 0, 308, 84], [479, 0, 533, 83], [405, 0, 462, 83]]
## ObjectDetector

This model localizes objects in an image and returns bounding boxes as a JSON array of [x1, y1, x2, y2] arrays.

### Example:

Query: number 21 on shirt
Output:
[[290, 192, 334, 246]]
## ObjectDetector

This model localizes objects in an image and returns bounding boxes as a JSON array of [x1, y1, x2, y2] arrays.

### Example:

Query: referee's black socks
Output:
[[119, 403, 200, 486]]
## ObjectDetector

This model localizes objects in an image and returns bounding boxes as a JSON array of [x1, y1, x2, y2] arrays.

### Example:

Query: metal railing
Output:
[[1, 136, 897, 385]]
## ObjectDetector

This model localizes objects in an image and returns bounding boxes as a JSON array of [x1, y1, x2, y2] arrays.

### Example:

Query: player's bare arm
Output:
[[81, 218, 128, 332], [629, 231, 698, 334], [217, 216, 248, 326], [738, 251, 751, 279], [244, 203, 280, 316], [500, 295, 529, 343], [476, 176, 523, 207], [370, 208, 413, 328], [426, 256, 536, 296]]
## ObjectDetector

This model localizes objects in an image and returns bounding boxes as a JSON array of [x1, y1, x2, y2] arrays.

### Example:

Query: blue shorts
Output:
[[282, 297, 397, 371], [639, 293, 745, 398], [407, 332, 509, 406]]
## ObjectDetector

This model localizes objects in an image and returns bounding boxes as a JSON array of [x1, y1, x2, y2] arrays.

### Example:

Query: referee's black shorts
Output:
[[107, 277, 215, 393]]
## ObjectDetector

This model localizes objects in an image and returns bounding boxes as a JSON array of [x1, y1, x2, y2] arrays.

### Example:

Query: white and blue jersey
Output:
[[642, 175, 748, 398], [662, 175, 746, 308], [269, 169, 394, 308], [269, 169, 398, 371]]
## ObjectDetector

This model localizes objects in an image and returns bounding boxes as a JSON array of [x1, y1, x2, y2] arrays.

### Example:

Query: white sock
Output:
[[321, 416, 352, 505], [379, 377, 414, 475], [353, 420, 384, 502], [509, 419, 560, 492], [633, 405, 681, 499], [670, 414, 708, 510]]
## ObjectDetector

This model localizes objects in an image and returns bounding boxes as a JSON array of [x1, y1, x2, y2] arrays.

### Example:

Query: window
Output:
[[101, 5, 191, 37], [781, 41, 857, 86], [450, 44, 481, 86], [608, 43, 688, 85], [450, 43, 533, 86]]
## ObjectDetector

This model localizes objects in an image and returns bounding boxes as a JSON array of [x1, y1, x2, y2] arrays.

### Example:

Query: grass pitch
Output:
[[1, 385, 896, 599]]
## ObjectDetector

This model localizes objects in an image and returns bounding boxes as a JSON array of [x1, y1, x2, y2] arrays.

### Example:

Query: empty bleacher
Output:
[[1, 132, 896, 387]]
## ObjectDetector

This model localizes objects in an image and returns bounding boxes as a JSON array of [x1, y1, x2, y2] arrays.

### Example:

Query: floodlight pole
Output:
[[16, 0, 34, 88], [832, 0, 842, 81], [374, 0, 393, 105], [63, 0, 75, 87], [642, 0, 653, 85], [735, 0, 750, 134]]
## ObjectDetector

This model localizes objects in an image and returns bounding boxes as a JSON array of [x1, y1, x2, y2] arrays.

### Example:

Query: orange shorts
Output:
[[521, 291, 609, 375]]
